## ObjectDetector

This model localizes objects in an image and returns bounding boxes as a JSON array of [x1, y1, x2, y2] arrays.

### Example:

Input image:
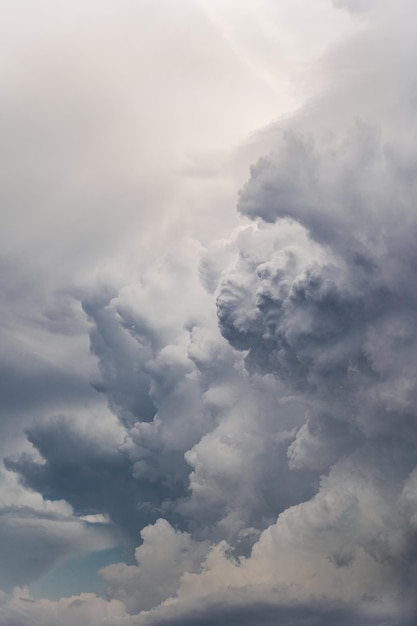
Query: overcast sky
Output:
[[2, 1, 417, 625]]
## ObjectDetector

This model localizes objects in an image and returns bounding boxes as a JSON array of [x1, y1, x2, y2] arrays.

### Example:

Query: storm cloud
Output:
[[2, 0, 417, 625]]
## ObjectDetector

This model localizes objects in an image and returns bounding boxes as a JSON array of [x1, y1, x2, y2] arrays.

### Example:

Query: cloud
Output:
[[333, 0, 377, 12], [0, 468, 114, 592], [6, 413, 158, 544], [210, 47, 417, 624], [10, 238, 314, 553], [100, 519, 209, 615], [134, 599, 405, 626], [2, 0, 312, 594], [4, 0, 417, 625], [0, 589, 127, 626]]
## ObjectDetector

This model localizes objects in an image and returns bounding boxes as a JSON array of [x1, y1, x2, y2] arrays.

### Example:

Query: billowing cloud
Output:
[[14, 105, 417, 622], [2, 0, 321, 596], [100, 518, 209, 615], [3, 0, 417, 625]]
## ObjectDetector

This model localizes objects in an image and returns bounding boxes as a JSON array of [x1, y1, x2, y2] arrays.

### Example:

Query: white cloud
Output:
[[101, 519, 209, 614]]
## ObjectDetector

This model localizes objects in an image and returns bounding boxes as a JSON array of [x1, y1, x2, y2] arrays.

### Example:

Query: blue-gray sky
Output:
[[2, 1, 417, 625]]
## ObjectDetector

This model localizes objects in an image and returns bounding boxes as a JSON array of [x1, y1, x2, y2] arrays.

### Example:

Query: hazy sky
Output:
[[2, 1, 417, 625]]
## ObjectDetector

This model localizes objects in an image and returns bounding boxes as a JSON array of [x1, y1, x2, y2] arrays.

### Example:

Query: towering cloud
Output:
[[2, 0, 417, 625]]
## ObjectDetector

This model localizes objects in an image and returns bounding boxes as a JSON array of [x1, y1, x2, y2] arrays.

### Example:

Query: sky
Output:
[[1, 0, 417, 624]]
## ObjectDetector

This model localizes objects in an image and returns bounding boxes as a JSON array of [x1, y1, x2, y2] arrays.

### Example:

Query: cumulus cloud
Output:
[[17, 109, 417, 621], [4, 0, 417, 625], [2, 0, 321, 595], [100, 518, 209, 615]]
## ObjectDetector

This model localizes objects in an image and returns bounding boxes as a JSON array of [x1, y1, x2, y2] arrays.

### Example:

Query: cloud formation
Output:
[[3, 0, 417, 625]]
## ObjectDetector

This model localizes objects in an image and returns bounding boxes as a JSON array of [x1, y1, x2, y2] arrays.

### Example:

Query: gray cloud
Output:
[[6, 415, 161, 544], [0, 468, 113, 592], [212, 111, 417, 625], [1, 0, 301, 595], [135, 600, 405, 626], [10, 77, 417, 626], [4, 1, 417, 624]]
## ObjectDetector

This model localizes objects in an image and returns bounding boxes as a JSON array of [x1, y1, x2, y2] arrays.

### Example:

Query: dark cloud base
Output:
[[144, 600, 407, 626]]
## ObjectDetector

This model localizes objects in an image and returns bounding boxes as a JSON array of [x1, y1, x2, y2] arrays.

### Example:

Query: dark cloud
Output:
[[4, 1, 417, 624], [6, 416, 166, 544], [0, 358, 93, 420], [212, 113, 417, 619], [10, 116, 417, 622], [82, 289, 157, 429], [138, 600, 403, 626]]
